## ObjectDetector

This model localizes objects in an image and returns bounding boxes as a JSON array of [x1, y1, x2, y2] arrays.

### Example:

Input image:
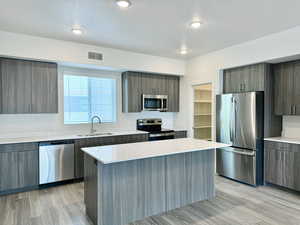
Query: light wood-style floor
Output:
[[1, 176, 300, 225]]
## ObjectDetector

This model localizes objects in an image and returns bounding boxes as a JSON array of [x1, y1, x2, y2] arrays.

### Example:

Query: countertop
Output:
[[81, 138, 230, 164], [264, 136, 300, 145], [0, 130, 149, 145]]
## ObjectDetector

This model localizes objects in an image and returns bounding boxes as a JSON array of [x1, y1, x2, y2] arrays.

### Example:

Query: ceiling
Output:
[[1, 0, 300, 59]]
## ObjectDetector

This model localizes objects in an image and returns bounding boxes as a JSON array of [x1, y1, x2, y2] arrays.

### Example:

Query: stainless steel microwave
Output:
[[142, 94, 168, 112]]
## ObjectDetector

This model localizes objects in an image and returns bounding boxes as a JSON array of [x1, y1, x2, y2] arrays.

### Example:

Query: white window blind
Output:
[[64, 74, 117, 124]]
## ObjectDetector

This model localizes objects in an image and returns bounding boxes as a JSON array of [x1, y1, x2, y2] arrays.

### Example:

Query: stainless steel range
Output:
[[136, 118, 175, 141]]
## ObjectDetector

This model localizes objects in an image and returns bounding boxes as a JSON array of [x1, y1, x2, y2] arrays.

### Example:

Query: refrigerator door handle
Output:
[[229, 97, 235, 143], [220, 147, 255, 156]]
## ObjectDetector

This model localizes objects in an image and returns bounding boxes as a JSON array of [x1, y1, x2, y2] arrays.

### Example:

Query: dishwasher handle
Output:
[[39, 140, 74, 146]]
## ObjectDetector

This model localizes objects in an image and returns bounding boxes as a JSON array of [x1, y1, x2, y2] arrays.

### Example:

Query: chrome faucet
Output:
[[90, 115, 102, 134]]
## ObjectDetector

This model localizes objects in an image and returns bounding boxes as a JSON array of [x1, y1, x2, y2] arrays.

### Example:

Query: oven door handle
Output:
[[149, 132, 175, 137]]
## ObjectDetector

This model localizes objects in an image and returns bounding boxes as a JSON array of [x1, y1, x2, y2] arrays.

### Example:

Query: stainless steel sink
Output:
[[77, 132, 114, 137]]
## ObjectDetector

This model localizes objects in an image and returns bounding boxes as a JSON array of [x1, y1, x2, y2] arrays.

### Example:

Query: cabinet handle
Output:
[[294, 105, 297, 115]]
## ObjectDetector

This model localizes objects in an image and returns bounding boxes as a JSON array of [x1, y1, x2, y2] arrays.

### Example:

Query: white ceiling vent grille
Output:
[[88, 52, 103, 61]]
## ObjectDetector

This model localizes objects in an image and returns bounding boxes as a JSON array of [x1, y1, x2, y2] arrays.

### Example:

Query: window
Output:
[[64, 74, 117, 124]]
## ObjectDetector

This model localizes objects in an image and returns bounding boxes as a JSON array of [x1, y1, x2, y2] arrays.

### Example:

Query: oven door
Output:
[[143, 95, 168, 111]]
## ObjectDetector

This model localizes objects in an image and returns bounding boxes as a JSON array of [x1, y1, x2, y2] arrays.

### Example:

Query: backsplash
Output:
[[282, 116, 300, 138]]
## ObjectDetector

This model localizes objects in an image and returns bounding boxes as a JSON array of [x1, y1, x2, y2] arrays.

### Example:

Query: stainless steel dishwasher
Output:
[[39, 141, 75, 185]]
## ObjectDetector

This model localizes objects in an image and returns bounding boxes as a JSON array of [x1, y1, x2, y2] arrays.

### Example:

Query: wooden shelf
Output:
[[193, 126, 212, 129], [194, 100, 212, 103], [193, 83, 212, 140], [195, 89, 212, 92]]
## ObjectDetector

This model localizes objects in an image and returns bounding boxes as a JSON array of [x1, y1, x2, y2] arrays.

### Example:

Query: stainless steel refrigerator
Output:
[[216, 92, 264, 186]]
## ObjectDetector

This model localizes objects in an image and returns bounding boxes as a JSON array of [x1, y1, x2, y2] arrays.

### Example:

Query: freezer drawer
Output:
[[216, 147, 257, 185], [39, 143, 75, 185]]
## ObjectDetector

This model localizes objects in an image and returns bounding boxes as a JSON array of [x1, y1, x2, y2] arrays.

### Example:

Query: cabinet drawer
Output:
[[264, 141, 300, 152], [0, 143, 38, 153]]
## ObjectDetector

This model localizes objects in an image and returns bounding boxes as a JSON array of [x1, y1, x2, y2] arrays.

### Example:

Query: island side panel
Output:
[[99, 157, 166, 225], [84, 153, 99, 225], [165, 150, 215, 211], [94, 150, 215, 225], [185, 150, 215, 202]]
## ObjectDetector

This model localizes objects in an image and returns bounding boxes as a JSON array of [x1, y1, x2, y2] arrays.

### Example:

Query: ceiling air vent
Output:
[[88, 52, 103, 61]]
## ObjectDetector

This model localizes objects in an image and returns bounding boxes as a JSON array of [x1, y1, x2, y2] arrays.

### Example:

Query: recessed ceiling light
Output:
[[71, 25, 83, 35], [180, 48, 188, 55], [189, 21, 202, 29], [116, 0, 131, 8]]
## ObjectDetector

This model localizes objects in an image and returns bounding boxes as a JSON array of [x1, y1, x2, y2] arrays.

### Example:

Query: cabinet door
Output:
[[18, 150, 39, 188], [223, 70, 232, 94], [167, 76, 180, 112], [265, 142, 300, 191], [274, 63, 294, 115], [264, 148, 284, 186], [0, 149, 38, 192], [293, 61, 300, 115], [157, 75, 168, 95], [31, 62, 58, 113], [223, 68, 242, 93], [247, 64, 265, 92], [122, 72, 142, 112], [1, 58, 32, 113]]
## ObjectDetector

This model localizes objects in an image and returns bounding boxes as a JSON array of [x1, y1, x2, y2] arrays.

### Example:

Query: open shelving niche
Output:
[[193, 84, 212, 140]]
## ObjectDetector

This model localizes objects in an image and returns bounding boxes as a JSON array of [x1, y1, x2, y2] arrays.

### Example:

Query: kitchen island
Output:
[[81, 138, 229, 225]]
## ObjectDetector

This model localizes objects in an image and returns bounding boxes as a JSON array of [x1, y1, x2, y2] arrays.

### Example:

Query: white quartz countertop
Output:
[[264, 137, 300, 145], [81, 138, 230, 164], [0, 131, 148, 145]]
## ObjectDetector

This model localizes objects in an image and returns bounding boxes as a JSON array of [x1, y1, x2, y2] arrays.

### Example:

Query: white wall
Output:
[[181, 25, 300, 139], [0, 66, 178, 137], [0, 30, 185, 75], [0, 30, 186, 137]]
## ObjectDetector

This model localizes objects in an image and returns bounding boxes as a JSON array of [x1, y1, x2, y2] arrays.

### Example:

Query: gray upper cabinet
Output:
[[31, 62, 58, 113], [1, 59, 32, 113], [122, 71, 180, 113], [167, 76, 180, 112], [0, 58, 58, 114], [222, 63, 282, 138], [122, 72, 142, 112], [293, 61, 300, 115], [273, 60, 300, 115], [223, 63, 266, 93], [273, 63, 294, 115]]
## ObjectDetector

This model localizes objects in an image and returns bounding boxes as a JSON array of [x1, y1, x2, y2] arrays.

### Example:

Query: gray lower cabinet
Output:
[[0, 143, 39, 193], [223, 63, 266, 93], [1, 59, 32, 113], [122, 71, 180, 113], [264, 141, 300, 191], [174, 131, 187, 139], [74, 134, 149, 178], [0, 58, 58, 114]]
